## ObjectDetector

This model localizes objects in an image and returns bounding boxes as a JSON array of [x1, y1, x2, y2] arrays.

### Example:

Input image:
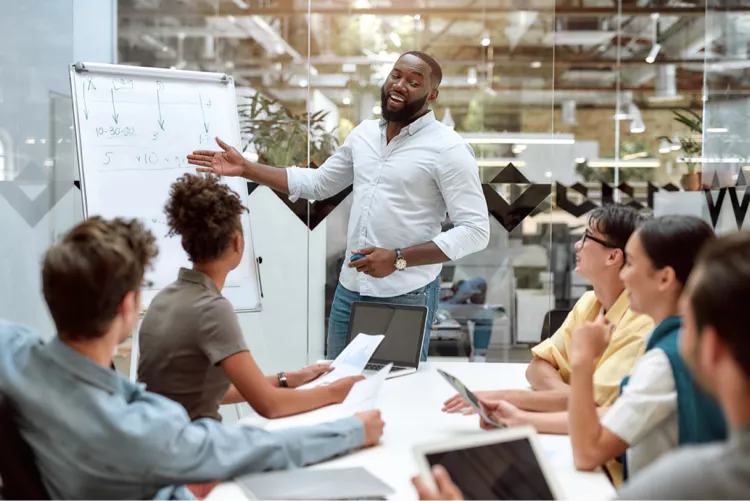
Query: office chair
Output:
[[0, 394, 49, 500], [540, 309, 570, 341]]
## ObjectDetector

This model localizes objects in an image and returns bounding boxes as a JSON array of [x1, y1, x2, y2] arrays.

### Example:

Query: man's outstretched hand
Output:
[[187, 137, 246, 177]]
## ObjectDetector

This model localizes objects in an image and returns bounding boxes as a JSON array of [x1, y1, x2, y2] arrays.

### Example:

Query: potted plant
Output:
[[237, 92, 344, 229], [238, 92, 338, 168], [659, 108, 703, 191], [576, 140, 656, 184]]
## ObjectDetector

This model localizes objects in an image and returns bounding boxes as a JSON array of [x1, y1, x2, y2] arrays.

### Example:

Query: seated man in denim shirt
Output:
[[0, 216, 384, 500]]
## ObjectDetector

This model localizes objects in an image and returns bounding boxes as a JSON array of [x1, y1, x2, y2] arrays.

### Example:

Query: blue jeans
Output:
[[326, 278, 440, 361]]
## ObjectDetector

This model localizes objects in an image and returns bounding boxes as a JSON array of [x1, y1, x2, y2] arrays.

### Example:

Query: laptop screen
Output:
[[425, 438, 555, 500], [346, 302, 427, 368]]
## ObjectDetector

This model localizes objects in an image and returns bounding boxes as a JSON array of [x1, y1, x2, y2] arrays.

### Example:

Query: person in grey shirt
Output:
[[618, 231, 750, 500], [139, 174, 362, 421], [0, 216, 383, 500]]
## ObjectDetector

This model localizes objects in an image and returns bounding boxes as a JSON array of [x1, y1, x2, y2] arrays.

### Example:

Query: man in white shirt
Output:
[[189, 51, 490, 360]]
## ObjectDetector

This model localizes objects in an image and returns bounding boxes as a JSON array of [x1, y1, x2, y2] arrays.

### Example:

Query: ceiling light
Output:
[[645, 43, 661, 63], [467, 67, 478, 85], [651, 12, 660, 20], [299, 79, 308, 87], [25, 138, 35, 144], [389, 32, 402, 47], [227, 15, 236, 23], [707, 127, 728, 133], [232, 0, 249, 7], [511, 144, 527, 154], [575, 157, 586, 163], [545, 171, 552, 178], [530, 61, 542, 69], [659, 139, 672, 154], [342, 95, 351, 105], [481, 31, 491, 47], [670, 134, 681, 151], [630, 117, 645, 134]]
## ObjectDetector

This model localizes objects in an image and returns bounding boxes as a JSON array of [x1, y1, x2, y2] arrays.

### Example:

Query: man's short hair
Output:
[[42, 217, 157, 340], [401, 51, 443, 86], [587, 203, 645, 250], [690, 231, 750, 379]]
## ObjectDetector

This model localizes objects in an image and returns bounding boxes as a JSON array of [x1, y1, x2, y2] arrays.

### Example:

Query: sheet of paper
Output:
[[297, 333, 384, 390], [341, 363, 392, 413]]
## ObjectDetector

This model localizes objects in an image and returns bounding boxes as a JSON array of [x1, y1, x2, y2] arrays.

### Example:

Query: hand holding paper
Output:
[[297, 333, 384, 390]]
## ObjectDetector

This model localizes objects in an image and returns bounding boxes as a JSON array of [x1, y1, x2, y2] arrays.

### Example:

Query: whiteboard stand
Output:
[[69, 62, 262, 312]]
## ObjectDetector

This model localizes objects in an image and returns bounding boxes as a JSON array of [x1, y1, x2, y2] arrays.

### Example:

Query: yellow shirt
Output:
[[531, 290, 653, 407]]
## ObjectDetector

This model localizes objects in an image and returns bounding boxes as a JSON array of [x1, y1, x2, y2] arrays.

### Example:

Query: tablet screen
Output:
[[425, 438, 555, 500]]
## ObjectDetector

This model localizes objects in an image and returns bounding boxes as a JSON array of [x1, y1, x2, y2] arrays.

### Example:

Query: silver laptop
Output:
[[345, 302, 428, 379]]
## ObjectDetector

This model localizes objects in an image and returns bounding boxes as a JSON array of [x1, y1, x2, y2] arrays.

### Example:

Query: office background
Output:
[[1, 1, 748, 420]]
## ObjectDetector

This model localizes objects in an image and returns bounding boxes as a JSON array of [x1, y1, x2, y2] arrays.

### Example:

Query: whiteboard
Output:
[[69, 62, 262, 311]]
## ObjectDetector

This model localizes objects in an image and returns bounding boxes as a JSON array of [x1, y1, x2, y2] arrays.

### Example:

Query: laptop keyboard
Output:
[[365, 363, 408, 372]]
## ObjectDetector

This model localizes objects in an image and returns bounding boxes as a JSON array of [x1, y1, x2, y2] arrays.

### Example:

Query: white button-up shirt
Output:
[[286, 111, 490, 298], [601, 347, 678, 477]]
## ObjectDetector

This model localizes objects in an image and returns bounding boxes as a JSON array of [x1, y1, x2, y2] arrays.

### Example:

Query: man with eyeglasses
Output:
[[444, 204, 652, 413]]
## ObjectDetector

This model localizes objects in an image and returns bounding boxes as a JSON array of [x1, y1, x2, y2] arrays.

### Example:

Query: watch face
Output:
[[396, 258, 407, 270]]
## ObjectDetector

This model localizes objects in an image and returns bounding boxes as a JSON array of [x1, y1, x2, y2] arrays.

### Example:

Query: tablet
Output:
[[413, 427, 563, 500], [437, 368, 504, 428]]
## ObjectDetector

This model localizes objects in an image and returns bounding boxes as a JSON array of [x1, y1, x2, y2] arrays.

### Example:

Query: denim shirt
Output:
[[0, 321, 365, 500]]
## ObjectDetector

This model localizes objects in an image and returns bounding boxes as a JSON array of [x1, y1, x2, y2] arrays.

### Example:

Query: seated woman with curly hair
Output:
[[138, 173, 362, 421]]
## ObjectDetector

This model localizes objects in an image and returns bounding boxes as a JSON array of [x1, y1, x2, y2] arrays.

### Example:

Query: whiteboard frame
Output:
[[69, 61, 263, 312]]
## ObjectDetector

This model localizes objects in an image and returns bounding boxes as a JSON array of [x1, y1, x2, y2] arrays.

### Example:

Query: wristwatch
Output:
[[277, 372, 289, 388], [394, 249, 407, 271]]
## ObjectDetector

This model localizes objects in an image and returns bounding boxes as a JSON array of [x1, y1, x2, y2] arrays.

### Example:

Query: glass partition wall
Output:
[[0, 0, 733, 372]]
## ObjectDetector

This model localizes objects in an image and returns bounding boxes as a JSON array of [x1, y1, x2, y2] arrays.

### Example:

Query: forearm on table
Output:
[[503, 389, 570, 412], [524, 411, 570, 435], [569, 361, 612, 470], [526, 357, 568, 391], [254, 385, 337, 419]]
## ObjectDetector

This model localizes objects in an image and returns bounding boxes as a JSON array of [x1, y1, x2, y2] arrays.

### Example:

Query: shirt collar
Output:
[[604, 289, 632, 325], [379, 110, 436, 136], [178, 267, 220, 295], [46, 337, 123, 395]]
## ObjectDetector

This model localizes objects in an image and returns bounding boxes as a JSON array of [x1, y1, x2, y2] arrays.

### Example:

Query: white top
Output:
[[286, 112, 490, 298], [207, 362, 615, 501], [600, 348, 678, 477]]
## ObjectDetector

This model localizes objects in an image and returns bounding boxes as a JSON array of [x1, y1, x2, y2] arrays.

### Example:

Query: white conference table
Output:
[[208, 361, 616, 500]]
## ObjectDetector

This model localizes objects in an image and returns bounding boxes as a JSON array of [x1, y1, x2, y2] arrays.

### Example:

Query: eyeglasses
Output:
[[581, 231, 619, 250]]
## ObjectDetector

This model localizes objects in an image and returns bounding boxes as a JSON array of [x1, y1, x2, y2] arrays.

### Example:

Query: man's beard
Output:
[[381, 86, 429, 123]]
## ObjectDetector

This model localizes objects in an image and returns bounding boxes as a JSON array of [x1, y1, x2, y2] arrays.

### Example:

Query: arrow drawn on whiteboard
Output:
[[82, 81, 89, 120], [156, 86, 165, 131], [199, 94, 209, 133], [111, 89, 119, 124]]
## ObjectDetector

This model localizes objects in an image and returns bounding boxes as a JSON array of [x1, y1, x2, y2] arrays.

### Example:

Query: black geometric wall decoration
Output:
[[483, 165, 550, 233], [736, 168, 747, 187], [647, 182, 679, 209], [246, 181, 353, 230], [728, 186, 750, 229], [704, 188, 727, 228], [556, 182, 597, 217]]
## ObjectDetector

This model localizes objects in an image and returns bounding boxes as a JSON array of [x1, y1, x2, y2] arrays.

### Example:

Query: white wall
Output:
[[0, 0, 115, 337]]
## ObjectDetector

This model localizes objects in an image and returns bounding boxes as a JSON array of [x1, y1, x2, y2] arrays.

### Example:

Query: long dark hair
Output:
[[638, 215, 716, 286]]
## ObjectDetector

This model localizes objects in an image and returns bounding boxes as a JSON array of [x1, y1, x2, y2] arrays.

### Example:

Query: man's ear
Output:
[[429, 88, 439, 103]]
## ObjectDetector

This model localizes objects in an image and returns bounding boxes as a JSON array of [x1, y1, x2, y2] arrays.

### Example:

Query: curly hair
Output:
[[43, 216, 158, 340], [165, 173, 248, 263]]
